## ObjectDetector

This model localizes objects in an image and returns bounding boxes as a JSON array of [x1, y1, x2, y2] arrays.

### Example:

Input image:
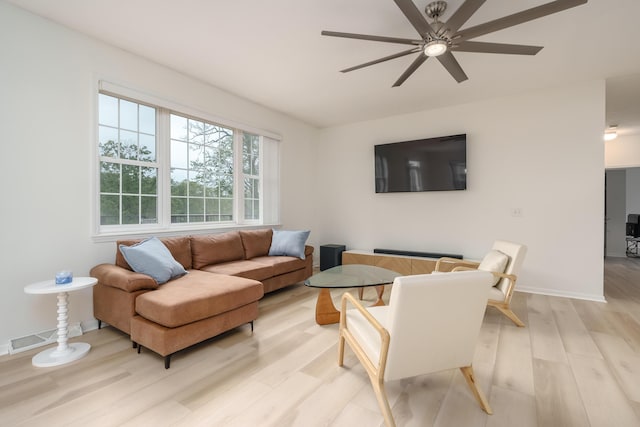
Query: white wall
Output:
[[606, 134, 640, 168], [0, 2, 318, 352], [316, 81, 606, 302]]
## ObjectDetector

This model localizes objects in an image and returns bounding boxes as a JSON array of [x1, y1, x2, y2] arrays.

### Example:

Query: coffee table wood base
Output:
[[315, 289, 341, 325], [315, 286, 385, 325]]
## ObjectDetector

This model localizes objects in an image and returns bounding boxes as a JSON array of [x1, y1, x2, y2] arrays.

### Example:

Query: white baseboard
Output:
[[0, 318, 103, 357], [606, 252, 628, 258], [517, 286, 607, 303], [81, 318, 100, 332]]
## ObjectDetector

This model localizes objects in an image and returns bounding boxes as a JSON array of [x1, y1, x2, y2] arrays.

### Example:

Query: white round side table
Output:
[[24, 277, 97, 367]]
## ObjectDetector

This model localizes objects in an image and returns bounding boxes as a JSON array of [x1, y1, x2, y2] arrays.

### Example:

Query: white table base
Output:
[[32, 342, 91, 367], [31, 291, 91, 367]]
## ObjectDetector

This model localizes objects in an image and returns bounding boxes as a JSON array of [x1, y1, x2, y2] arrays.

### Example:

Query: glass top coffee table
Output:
[[304, 264, 400, 325]]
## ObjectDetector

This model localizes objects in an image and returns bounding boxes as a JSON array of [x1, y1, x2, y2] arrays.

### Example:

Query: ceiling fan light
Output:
[[424, 40, 447, 57]]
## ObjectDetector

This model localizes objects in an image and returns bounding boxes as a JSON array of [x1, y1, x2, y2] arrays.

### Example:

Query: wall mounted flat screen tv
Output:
[[375, 134, 466, 193]]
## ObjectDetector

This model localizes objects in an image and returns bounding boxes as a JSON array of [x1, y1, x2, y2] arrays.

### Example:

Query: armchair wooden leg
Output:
[[460, 366, 493, 415], [496, 306, 525, 327], [338, 332, 346, 367], [358, 288, 364, 300], [371, 378, 396, 427], [488, 300, 525, 327]]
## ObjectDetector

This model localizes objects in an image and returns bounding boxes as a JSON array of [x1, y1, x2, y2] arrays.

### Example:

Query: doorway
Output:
[[605, 169, 627, 257], [605, 167, 640, 258]]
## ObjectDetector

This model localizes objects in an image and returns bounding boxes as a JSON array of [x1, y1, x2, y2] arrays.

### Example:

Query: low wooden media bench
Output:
[[342, 250, 466, 275]]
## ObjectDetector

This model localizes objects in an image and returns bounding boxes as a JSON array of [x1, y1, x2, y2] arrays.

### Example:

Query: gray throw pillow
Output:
[[268, 229, 310, 259], [119, 237, 187, 284]]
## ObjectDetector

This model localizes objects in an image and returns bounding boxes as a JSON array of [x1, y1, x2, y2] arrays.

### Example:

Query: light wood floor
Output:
[[2, 258, 640, 426]]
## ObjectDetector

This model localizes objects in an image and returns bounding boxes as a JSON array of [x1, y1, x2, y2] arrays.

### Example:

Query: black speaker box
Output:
[[320, 244, 345, 271], [627, 223, 639, 237]]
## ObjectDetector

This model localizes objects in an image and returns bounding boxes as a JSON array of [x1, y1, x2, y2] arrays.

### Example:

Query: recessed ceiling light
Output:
[[604, 125, 618, 141]]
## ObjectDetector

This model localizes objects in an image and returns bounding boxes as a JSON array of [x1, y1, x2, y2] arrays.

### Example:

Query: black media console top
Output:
[[373, 248, 463, 259]]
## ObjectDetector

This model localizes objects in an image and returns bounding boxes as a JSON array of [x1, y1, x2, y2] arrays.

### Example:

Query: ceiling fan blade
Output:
[[393, 0, 435, 37], [452, 41, 543, 55], [455, 0, 587, 42], [392, 54, 429, 87], [341, 48, 422, 73], [321, 30, 420, 46], [436, 51, 468, 83], [445, 0, 486, 35]]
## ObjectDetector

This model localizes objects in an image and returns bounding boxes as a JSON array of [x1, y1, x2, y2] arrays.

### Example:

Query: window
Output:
[[170, 114, 235, 224], [243, 132, 260, 221], [98, 94, 158, 226], [96, 88, 279, 236]]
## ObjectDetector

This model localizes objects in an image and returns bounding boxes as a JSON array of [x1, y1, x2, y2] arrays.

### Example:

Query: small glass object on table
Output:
[[304, 264, 400, 325]]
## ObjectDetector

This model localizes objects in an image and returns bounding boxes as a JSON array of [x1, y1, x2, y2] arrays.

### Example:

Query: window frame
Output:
[[240, 132, 263, 223], [97, 94, 161, 228], [93, 81, 280, 241], [167, 112, 237, 226]]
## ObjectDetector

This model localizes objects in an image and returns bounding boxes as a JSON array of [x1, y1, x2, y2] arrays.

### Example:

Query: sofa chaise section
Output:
[[131, 270, 263, 368]]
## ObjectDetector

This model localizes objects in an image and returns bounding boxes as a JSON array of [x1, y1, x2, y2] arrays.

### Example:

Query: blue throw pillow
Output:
[[119, 237, 187, 284], [268, 229, 310, 259]]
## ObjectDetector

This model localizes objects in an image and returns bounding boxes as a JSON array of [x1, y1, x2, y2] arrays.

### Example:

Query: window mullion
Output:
[[259, 136, 264, 223], [158, 108, 171, 228], [98, 157, 158, 168], [234, 130, 244, 224]]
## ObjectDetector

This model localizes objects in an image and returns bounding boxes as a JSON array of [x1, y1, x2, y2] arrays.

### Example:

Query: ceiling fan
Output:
[[322, 0, 587, 86]]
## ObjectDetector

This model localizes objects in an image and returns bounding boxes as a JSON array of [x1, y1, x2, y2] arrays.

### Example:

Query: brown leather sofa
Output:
[[90, 229, 313, 368]]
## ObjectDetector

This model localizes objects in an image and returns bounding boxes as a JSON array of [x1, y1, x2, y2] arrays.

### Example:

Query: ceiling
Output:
[[7, 0, 640, 131]]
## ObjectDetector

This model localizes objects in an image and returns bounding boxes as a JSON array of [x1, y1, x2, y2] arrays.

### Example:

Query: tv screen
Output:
[[375, 134, 466, 193]]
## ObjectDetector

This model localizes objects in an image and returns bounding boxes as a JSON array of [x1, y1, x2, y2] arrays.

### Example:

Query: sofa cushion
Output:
[[478, 249, 510, 285], [488, 285, 506, 301], [268, 229, 310, 259], [191, 232, 245, 269], [200, 260, 274, 281], [119, 237, 187, 284], [135, 270, 264, 328], [116, 236, 192, 270], [251, 255, 307, 276], [240, 229, 273, 259]]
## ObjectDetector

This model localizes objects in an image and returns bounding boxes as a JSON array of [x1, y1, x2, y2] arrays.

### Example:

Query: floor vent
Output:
[[9, 323, 83, 354]]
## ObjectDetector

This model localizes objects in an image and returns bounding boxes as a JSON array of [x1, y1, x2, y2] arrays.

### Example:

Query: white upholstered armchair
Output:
[[435, 240, 528, 327], [338, 270, 495, 427]]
